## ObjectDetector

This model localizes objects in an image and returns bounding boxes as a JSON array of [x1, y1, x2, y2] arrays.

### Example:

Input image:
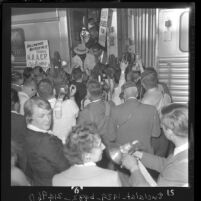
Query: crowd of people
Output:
[[11, 42, 189, 187]]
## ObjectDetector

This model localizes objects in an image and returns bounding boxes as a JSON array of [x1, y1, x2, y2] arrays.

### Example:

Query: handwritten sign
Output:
[[99, 9, 109, 47], [27, 189, 176, 201], [25, 40, 50, 70]]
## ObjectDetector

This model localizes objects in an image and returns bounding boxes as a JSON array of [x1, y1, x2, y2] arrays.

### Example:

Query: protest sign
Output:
[[25, 40, 50, 70]]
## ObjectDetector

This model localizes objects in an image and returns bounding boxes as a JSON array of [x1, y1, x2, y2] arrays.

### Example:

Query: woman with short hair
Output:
[[52, 124, 122, 187]]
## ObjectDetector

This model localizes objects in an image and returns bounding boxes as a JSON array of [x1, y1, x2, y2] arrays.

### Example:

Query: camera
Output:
[[108, 140, 143, 165]]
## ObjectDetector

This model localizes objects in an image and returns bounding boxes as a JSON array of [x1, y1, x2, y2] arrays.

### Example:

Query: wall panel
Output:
[[128, 9, 157, 68]]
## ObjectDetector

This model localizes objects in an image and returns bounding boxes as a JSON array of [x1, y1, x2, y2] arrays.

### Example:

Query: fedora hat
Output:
[[74, 44, 89, 55]]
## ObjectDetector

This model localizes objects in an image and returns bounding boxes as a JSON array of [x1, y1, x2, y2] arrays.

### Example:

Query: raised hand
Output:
[[120, 59, 129, 71]]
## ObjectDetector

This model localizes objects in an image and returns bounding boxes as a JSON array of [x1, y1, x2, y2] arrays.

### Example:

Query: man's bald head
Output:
[[124, 86, 138, 100]]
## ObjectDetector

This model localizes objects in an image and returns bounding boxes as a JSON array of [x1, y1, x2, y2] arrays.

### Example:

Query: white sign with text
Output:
[[99, 9, 109, 47], [25, 40, 50, 69]]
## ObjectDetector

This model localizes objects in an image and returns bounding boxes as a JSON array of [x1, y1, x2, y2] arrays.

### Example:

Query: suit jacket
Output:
[[52, 164, 122, 187], [71, 80, 87, 109], [135, 150, 188, 186], [24, 129, 70, 186], [77, 100, 115, 141], [18, 91, 29, 115], [72, 53, 96, 72], [11, 112, 27, 171], [108, 99, 161, 154], [135, 79, 145, 100], [141, 87, 163, 110], [11, 112, 26, 145]]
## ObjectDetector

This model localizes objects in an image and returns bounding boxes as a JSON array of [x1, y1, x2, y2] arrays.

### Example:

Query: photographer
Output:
[[77, 79, 115, 168]]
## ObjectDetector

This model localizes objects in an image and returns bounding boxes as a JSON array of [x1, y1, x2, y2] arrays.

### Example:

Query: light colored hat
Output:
[[74, 44, 89, 55]]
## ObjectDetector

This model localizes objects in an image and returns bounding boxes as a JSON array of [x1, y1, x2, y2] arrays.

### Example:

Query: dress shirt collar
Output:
[[11, 110, 19, 114], [18, 91, 29, 98], [27, 124, 53, 134], [90, 99, 102, 103], [48, 97, 56, 102], [146, 87, 159, 93], [12, 83, 22, 87], [135, 77, 141, 83], [74, 162, 96, 167], [126, 97, 137, 102], [48, 97, 57, 108], [127, 97, 137, 100], [174, 143, 188, 156]]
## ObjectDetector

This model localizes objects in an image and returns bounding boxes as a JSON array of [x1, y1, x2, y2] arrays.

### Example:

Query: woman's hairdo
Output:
[[161, 103, 188, 138], [63, 124, 100, 165]]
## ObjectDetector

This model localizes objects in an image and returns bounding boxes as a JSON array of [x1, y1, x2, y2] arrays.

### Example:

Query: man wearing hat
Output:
[[107, 80, 161, 156], [72, 43, 96, 74], [140, 69, 173, 157]]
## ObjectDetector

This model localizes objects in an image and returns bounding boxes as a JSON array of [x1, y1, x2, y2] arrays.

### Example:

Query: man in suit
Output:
[[122, 103, 188, 186], [72, 43, 96, 74], [108, 81, 161, 155], [23, 96, 70, 186], [141, 69, 173, 157], [91, 43, 108, 66], [77, 79, 115, 168], [11, 88, 27, 171], [71, 68, 87, 109], [77, 79, 115, 141]]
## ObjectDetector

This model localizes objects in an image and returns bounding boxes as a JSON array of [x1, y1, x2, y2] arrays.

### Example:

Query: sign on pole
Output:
[[25, 40, 50, 71], [99, 9, 109, 47]]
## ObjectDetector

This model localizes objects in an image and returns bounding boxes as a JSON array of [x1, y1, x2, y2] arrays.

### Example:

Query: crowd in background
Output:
[[11, 42, 189, 187]]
